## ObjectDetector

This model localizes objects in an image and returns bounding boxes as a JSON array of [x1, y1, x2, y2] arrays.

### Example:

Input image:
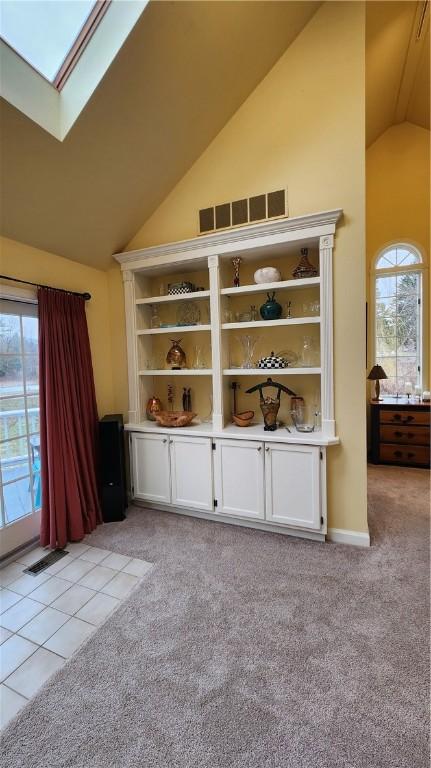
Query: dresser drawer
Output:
[[380, 443, 430, 466], [379, 409, 430, 426], [380, 425, 430, 446]]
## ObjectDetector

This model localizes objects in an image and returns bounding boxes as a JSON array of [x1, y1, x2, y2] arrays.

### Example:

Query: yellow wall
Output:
[[367, 122, 430, 267], [107, 264, 129, 416], [366, 122, 430, 384], [0, 236, 116, 417], [124, 1, 368, 534]]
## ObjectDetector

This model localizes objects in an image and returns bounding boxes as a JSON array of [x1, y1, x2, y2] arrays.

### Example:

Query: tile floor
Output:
[[0, 541, 152, 730]]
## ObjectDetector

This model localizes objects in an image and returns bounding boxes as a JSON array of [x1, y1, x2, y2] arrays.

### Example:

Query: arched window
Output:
[[374, 244, 423, 395]]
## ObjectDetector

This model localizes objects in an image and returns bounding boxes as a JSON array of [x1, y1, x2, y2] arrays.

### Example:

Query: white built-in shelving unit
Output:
[[114, 209, 342, 541]]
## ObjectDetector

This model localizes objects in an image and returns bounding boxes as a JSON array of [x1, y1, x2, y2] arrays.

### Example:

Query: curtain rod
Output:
[[0, 274, 91, 301]]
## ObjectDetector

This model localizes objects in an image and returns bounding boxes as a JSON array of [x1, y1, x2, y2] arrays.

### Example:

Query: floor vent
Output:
[[24, 549, 69, 576]]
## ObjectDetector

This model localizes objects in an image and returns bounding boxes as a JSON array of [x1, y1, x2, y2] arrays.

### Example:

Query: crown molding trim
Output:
[[114, 208, 343, 268]]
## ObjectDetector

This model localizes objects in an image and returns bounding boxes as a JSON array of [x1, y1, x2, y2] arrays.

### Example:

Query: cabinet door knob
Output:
[[163, 438, 168, 444], [257, 446, 262, 452], [265, 446, 270, 452]]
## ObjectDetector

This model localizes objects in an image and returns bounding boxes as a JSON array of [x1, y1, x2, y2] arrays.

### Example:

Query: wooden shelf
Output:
[[222, 317, 320, 330], [223, 367, 321, 376], [220, 277, 320, 297], [137, 324, 211, 335], [136, 290, 210, 305], [139, 369, 213, 376]]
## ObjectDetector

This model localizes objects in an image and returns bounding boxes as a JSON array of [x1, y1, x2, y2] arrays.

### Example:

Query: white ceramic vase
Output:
[[254, 267, 281, 284]]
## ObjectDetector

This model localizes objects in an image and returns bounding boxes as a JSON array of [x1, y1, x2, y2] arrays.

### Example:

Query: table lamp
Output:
[[367, 364, 387, 401]]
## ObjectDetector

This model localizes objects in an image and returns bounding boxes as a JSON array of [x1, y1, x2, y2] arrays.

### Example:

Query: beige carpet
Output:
[[1, 465, 429, 768]]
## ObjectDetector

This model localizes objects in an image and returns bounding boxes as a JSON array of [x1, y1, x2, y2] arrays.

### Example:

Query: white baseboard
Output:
[[327, 528, 370, 547]]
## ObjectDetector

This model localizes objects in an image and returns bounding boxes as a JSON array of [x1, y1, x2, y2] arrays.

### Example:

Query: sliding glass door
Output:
[[0, 299, 40, 554]]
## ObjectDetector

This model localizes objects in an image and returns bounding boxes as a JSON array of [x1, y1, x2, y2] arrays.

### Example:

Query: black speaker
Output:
[[99, 414, 127, 522]]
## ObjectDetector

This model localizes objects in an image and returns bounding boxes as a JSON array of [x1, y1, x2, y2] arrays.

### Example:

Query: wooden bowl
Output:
[[232, 410, 254, 427], [154, 411, 196, 428]]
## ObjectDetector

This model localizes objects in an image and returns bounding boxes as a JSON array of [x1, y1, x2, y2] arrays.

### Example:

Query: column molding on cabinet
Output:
[[319, 234, 335, 437], [122, 269, 139, 423], [208, 254, 223, 430]]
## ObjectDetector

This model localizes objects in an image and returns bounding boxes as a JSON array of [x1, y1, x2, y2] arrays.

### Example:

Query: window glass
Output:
[[374, 246, 422, 396], [0, 0, 96, 82], [0, 302, 39, 526], [4, 477, 33, 523]]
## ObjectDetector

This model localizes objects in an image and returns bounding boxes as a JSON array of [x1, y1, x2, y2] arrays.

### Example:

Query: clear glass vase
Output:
[[202, 395, 213, 423], [150, 305, 160, 329], [301, 335, 316, 367], [236, 335, 260, 369]]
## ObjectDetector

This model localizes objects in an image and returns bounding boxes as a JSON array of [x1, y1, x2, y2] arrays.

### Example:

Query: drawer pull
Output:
[[392, 414, 402, 421], [394, 450, 402, 458], [394, 430, 403, 438], [407, 452, 415, 459], [403, 415, 414, 423]]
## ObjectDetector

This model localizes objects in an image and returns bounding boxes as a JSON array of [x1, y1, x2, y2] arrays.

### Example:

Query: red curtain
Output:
[[38, 287, 102, 548]]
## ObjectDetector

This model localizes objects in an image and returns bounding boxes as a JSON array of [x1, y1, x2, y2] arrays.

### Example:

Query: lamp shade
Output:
[[367, 364, 387, 381]]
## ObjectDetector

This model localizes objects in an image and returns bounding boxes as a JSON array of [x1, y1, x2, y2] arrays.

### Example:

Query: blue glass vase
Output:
[[260, 292, 282, 321]]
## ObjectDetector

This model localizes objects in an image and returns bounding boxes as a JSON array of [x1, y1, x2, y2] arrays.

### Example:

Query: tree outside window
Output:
[[374, 245, 423, 396]]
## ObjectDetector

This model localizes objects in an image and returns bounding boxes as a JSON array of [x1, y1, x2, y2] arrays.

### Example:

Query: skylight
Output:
[[0, 0, 108, 87]]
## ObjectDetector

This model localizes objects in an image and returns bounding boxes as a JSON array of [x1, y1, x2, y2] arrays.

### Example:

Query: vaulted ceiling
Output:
[[1, 1, 429, 270], [366, 0, 430, 146], [0, 0, 321, 269]]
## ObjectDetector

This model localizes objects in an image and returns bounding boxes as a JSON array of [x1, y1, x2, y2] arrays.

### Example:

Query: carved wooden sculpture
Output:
[[246, 377, 297, 431]]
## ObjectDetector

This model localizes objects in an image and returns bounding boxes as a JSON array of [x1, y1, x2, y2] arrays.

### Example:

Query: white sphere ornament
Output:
[[254, 267, 281, 284]]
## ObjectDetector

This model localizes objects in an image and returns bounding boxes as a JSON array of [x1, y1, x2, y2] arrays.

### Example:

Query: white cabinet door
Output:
[[170, 436, 213, 511], [131, 433, 171, 504], [214, 439, 265, 519], [265, 443, 321, 529]]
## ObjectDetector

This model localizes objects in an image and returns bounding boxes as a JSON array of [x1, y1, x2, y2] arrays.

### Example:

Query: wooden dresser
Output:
[[370, 398, 430, 468]]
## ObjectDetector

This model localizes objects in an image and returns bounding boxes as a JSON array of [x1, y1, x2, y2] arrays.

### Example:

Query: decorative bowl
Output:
[[154, 411, 196, 427], [257, 352, 288, 369], [232, 410, 255, 427], [254, 267, 281, 284]]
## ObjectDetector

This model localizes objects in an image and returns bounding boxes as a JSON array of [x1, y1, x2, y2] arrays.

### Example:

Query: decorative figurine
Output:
[[182, 388, 192, 411], [292, 248, 318, 279], [259, 292, 282, 320], [230, 381, 240, 414], [286, 300, 292, 319], [166, 339, 187, 369], [146, 396, 162, 421], [167, 383, 175, 411], [246, 377, 297, 431], [250, 305, 258, 322], [232, 256, 242, 287]]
